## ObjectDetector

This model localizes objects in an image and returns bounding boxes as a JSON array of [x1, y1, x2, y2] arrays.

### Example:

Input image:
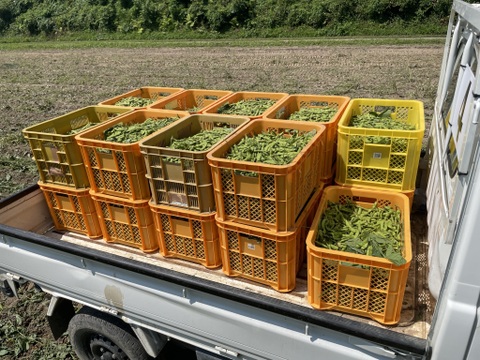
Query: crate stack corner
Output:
[[22, 105, 133, 239]]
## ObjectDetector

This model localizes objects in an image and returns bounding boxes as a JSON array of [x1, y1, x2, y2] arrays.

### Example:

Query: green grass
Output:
[[0, 285, 76, 359], [0, 20, 448, 50], [0, 35, 445, 51]]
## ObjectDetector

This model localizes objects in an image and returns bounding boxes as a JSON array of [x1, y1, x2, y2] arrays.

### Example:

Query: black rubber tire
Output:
[[67, 307, 149, 360]]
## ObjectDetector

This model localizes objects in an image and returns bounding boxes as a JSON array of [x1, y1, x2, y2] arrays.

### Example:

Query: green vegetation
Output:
[[349, 109, 415, 145], [350, 110, 416, 130], [288, 107, 338, 122], [227, 130, 315, 165], [65, 122, 98, 135], [0, 0, 472, 39], [0, 284, 75, 359], [0, 36, 446, 52], [167, 127, 233, 153], [315, 200, 406, 265], [114, 96, 154, 107], [217, 99, 276, 117], [103, 117, 178, 143], [164, 127, 233, 163]]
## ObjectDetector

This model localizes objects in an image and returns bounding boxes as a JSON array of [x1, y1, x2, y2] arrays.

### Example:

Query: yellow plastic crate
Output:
[[23, 106, 131, 188], [336, 99, 425, 191], [306, 186, 412, 325], [140, 114, 249, 212]]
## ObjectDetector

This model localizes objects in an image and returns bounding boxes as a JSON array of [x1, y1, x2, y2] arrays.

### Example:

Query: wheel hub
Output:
[[89, 335, 125, 360]]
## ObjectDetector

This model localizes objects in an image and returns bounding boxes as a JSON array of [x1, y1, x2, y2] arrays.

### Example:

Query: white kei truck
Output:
[[1, 1, 480, 359]]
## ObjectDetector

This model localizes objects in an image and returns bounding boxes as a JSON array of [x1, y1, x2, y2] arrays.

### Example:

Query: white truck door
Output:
[[427, 1, 480, 359]]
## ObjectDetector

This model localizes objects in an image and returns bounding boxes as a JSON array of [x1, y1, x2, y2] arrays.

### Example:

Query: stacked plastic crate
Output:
[[304, 99, 425, 325], [201, 93, 344, 292], [22, 106, 134, 240], [73, 87, 187, 253], [140, 91, 249, 267], [205, 91, 332, 292]]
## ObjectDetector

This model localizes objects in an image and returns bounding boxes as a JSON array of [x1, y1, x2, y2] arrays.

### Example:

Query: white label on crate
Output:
[[48, 167, 64, 176], [372, 152, 382, 159], [247, 243, 255, 250]]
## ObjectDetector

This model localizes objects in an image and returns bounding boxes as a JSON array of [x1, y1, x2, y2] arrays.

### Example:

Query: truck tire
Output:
[[67, 306, 149, 360]]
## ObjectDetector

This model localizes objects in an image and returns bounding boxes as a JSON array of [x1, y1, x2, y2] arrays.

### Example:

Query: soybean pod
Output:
[[315, 199, 406, 265]]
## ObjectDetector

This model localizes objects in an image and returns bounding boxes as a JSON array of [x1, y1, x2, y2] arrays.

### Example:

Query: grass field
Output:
[[0, 40, 444, 359]]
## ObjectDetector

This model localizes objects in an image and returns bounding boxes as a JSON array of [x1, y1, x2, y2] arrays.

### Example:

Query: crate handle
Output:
[[242, 234, 262, 244], [275, 108, 287, 119], [110, 203, 125, 209], [373, 106, 396, 114], [164, 100, 178, 109], [349, 195, 385, 205], [234, 170, 259, 178], [204, 95, 219, 100], [171, 215, 189, 223], [309, 101, 329, 107], [212, 122, 232, 128]]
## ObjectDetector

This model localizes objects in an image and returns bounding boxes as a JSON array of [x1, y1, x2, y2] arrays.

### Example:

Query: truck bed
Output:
[[0, 184, 434, 357]]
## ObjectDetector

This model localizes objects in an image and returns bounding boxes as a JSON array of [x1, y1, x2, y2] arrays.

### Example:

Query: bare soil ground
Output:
[[0, 44, 443, 359], [0, 44, 442, 198]]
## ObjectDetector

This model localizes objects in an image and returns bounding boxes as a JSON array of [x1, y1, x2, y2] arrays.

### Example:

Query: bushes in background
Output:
[[0, 0, 468, 36]]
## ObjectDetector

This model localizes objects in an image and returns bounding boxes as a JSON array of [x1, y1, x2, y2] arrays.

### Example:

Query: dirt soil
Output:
[[0, 43, 444, 359]]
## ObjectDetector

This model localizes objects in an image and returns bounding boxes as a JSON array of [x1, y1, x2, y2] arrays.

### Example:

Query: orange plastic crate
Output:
[[23, 106, 132, 188], [148, 89, 233, 114], [202, 91, 288, 119], [207, 119, 326, 232], [75, 109, 190, 200], [98, 87, 184, 109], [140, 114, 249, 212], [263, 94, 350, 180], [217, 187, 322, 292], [306, 186, 412, 325], [150, 202, 221, 269], [90, 191, 158, 253], [39, 182, 102, 239]]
